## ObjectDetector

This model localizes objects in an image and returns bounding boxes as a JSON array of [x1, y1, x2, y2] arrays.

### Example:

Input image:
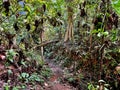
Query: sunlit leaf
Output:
[[112, 0, 120, 15]]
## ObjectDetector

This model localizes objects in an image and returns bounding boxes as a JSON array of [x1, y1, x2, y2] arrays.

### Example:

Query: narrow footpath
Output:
[[44, 59, 76, 90]]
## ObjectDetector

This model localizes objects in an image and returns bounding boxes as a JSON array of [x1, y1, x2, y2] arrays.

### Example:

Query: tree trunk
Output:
[[64, 6, 74, 42]]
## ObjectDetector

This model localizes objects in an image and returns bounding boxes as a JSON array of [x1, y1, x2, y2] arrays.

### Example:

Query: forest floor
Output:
[[44, 59, 75, 90], [1, 40, 119, 89], [0, 58, 76, 90], [0, 42, 88, 90]]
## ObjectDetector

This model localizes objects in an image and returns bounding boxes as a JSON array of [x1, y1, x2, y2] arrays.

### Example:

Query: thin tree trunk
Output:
[[64, 6, 74, 42], [40, 32, 44, 60]]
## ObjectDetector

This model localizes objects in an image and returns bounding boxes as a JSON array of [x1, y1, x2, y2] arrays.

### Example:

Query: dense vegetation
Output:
[[0, 0, 120, 90]]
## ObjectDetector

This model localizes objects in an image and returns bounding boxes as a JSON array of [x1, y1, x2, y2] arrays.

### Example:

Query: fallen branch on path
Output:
[[32, 40, 59, 49]]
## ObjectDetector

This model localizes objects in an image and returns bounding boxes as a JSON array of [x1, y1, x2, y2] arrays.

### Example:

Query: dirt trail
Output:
[[44, 59, 76, 90]]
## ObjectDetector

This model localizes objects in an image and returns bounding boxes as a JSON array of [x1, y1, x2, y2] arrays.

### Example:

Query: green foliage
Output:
[[20, 60, 27, 67], [7, 70, 13, 75], [41, 67, 52, 78], [4, 84, 10, 90], [112, 0, 120, 15], [67, 77, 76, 82], [87, 82, 110, 90], [91, 29, 109, 37], [6, 49, 18, 63], [29, 73, 44, 82], [25, 50, 44, 66], [110, 29, 118, 41], [12, 86, 21, 90], [19, 72, 44, 83], [19, 72, 29, 82], [62, 57, 73, 67], [87, 83, 97, 90], [4, 84, 26, 90]]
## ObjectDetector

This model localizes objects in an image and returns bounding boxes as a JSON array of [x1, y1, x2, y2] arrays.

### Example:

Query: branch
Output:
[[32, 40, 59, 49]]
